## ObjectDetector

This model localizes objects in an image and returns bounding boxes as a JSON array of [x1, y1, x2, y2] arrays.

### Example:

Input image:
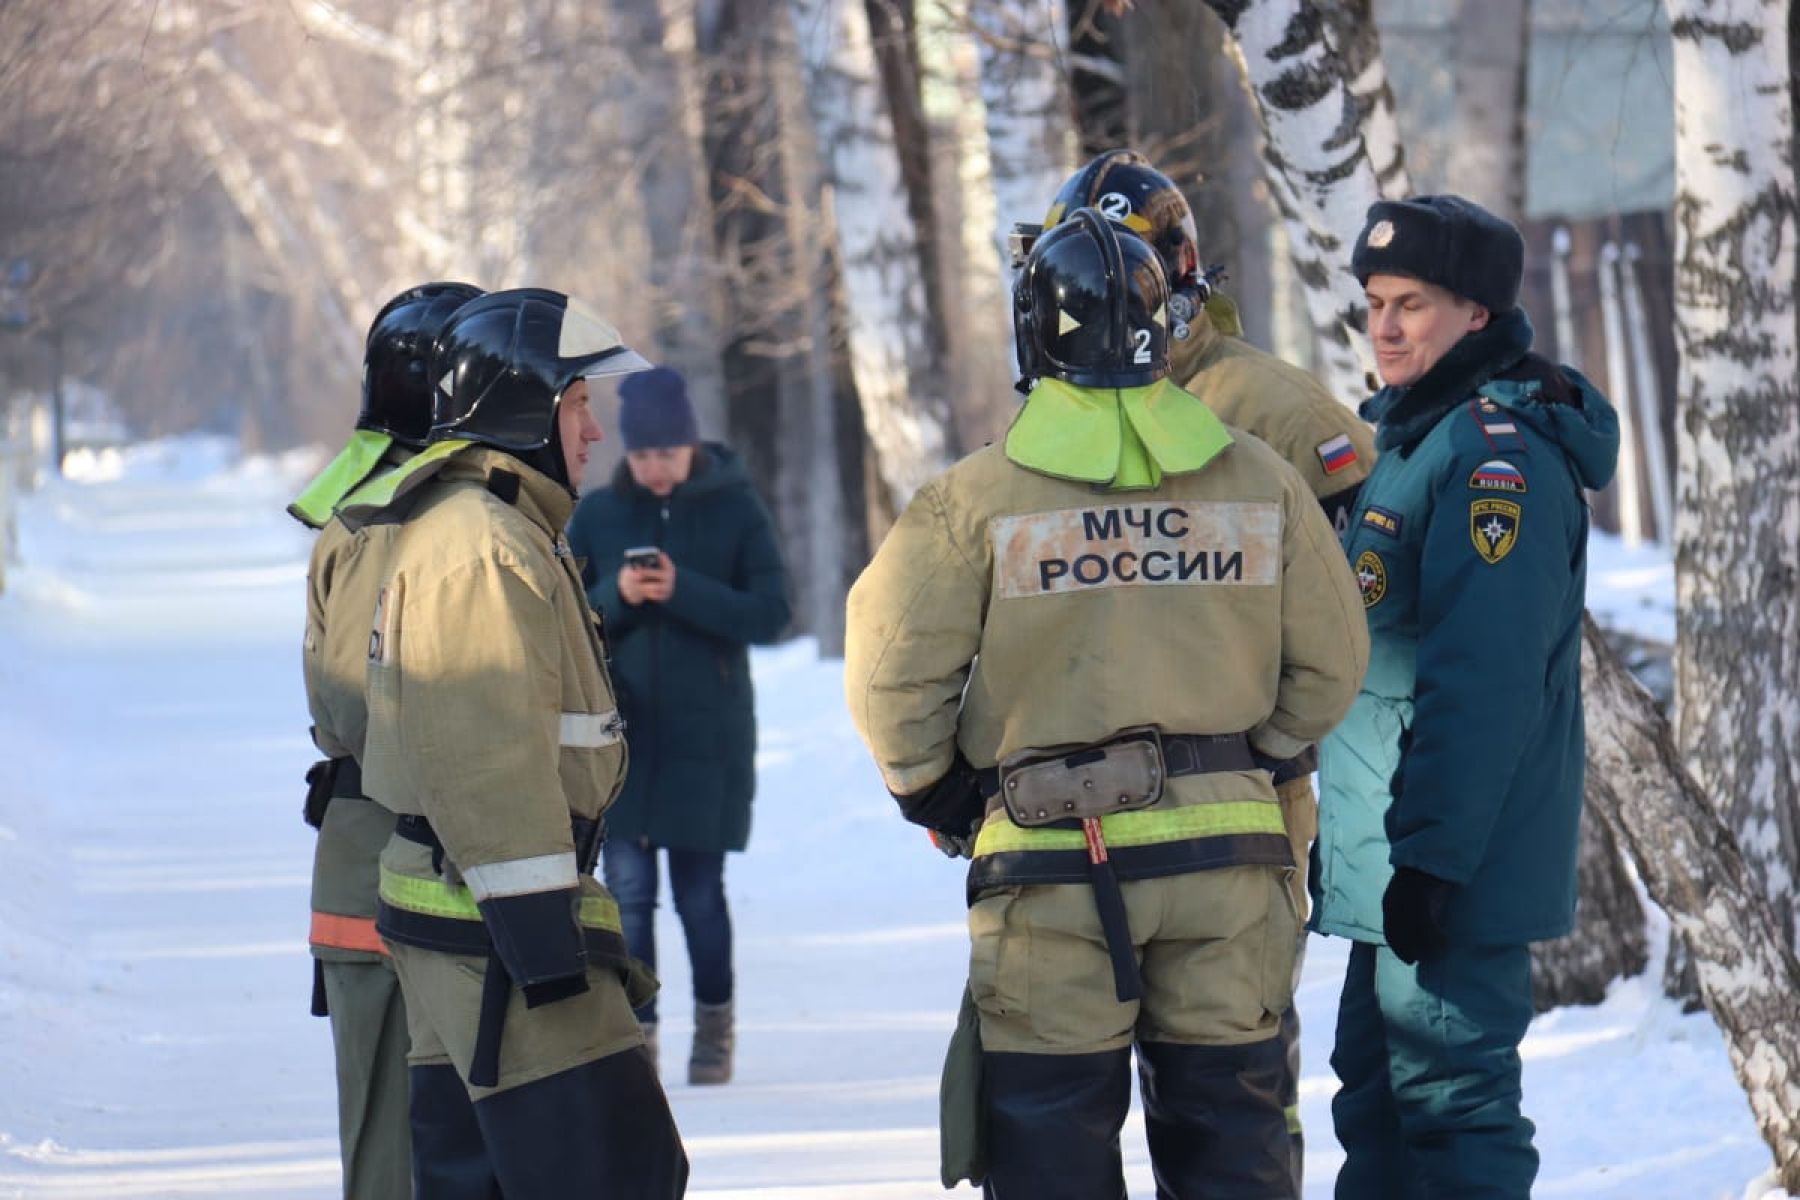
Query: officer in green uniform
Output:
[[292, 281, 482, 1200], [1033, 150, 1378, 1187], [345, 288, 687, 1197], [847, 209, 1368, 1198], [1317, 196, 1619, 1199]]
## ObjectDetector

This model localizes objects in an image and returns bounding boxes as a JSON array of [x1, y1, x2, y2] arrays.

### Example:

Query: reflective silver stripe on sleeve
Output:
[[560, 710, 623, 749], [462, 853, 580, 901]]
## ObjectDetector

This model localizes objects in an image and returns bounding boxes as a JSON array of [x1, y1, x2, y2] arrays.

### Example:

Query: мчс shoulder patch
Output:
[[989, 501, 1280, 599], [1354, 549, 1387, 607], [1469, 459, 1527, 493], [1316, 434, 1358, 475], [1470, 498, 1521, 564]]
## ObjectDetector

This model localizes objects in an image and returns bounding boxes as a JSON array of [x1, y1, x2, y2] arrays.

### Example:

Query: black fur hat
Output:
[[1351, 194, 1525, 315]]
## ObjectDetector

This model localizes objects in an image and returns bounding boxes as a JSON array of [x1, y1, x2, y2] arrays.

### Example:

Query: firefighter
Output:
[[846, 209, 1368, 1198], [1034, 149, 1380, 1187], [343, 287, 688, 1197], [293, 280, 482, 1200]]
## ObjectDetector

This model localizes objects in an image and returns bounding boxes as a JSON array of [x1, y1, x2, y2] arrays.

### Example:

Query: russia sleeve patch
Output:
[[1469, 459, 1527, 493], [1317, 434, 1358, 475]]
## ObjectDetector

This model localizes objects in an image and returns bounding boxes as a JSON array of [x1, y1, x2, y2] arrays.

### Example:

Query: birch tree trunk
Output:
[[790, 0, 954, 509], [1582, 614, 1800, 1189], [969, 0, 1077, 264], [1668, 0, 1800, 957], [1204, 0, 1407, 406], [1446, 0, 1530, 221]]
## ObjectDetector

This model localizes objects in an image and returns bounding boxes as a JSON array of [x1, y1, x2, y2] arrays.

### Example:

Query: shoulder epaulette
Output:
[[1463, 397, 1529, 455]]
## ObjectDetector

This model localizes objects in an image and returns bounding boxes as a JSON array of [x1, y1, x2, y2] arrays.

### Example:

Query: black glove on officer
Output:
[[1382, 866, 1455, 965], [891, 754, 984, 854]]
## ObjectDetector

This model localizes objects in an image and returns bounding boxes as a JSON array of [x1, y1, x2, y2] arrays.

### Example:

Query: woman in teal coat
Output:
[[566, 367, 789, 1085]]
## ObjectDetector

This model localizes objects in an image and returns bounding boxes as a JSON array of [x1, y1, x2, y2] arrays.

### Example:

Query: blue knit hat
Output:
[[617, 367, 700, 451]]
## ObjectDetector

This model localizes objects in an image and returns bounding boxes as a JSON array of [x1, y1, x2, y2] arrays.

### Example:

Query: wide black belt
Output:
[[974, 732, 1260, 799], [394, 812, 606, 877]]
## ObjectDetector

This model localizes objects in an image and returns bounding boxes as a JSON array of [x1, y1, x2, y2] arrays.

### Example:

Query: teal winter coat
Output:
[[567, 444, 790, 852], [1313, 311, 1620, 946]]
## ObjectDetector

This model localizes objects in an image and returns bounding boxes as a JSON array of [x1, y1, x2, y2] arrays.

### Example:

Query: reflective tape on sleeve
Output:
[[461, 853, 579, 901], [560, 710, 623, 749]]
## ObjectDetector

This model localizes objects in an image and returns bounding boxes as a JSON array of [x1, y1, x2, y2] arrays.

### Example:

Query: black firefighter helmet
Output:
[[1013, 206, 1171, 390], [428, 287, 652, 486], [1044, 150, 1201, 290], [361, 281, 484, 447]]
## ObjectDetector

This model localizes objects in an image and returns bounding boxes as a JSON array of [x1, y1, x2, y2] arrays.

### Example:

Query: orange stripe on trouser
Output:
[[310, 911, 389, 955]]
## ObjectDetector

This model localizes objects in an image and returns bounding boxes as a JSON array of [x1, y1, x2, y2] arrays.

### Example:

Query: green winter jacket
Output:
[[567, 445, 790, 853], [1313, 310, 1620, 946]]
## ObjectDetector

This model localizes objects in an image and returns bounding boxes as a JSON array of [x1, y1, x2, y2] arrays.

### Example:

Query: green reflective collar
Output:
[[287, 430, 394, 529], [1005, 377, 1234, 491], [336, 438, 475, 523]]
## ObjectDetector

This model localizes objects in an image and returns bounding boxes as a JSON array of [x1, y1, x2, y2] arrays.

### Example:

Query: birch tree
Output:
[[789, 0, 954, 509], [1202, 0, 1409, 404], [968, 0, 1078, 270], [1668, 0, 1800, 958]]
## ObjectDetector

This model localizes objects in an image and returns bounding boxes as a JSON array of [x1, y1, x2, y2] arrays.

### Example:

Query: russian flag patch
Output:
[[1317, 434, 1358, 475], [1469, 459, 1527, 493]]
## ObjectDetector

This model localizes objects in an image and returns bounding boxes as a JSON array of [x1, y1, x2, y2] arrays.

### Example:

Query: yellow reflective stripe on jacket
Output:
[[972, 800, 1285, 857], [378, 866, 622, 933]]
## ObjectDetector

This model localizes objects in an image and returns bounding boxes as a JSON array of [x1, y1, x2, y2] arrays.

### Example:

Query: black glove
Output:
[[1382, 866, 1455, 965], [891, 755, 984, 844]]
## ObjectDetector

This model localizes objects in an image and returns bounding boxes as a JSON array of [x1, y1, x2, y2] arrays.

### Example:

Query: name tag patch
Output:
[[1469, 459, 1527, 493], [1361, 506, 1403, 538], [1354, 549, 1387, 607], [990, 502, 1280, 599], [1471, 499, 1521, 564]]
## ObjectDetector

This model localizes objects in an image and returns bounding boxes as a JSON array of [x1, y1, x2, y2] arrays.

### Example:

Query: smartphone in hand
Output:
[[624, 546, 662, 571]]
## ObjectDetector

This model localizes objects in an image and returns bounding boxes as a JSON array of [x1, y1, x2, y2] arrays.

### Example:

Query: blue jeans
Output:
[[601, 838, 733, 1024]]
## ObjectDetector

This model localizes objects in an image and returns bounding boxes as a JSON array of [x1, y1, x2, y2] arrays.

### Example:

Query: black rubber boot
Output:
[[1138, 1037, 1293, 1199], [980, 1048, 1131, 1200], [475, 1048, 689, 1198], [408, 1063, 502, 1199]]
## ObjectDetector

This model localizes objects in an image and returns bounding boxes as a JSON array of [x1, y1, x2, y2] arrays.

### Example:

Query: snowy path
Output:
[[0, 441, 1783, 1198]]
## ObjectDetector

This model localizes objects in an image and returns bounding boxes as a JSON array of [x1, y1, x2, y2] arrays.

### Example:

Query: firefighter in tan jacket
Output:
[[847, 210, 1368, 1198], [292, 281, 482, 1200], [1038, 152, 1379, 1191], [345, 288, 686, 1198]]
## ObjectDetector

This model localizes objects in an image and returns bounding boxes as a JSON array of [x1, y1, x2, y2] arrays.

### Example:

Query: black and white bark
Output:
[[1668, 0, 1800, 958], [789, 0, 954, 509], [1582, 614, 1800, 1190], [1204, 0, 1410, 404]]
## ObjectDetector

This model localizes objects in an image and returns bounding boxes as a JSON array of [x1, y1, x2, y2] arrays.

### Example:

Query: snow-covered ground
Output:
[[0, 438, 1785, 1199]]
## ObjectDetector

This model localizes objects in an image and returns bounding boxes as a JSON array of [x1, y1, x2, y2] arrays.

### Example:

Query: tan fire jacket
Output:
[[1170, 309, 1376, 524], [356, 445, 626, 903], [845, 434, 1369, 810]]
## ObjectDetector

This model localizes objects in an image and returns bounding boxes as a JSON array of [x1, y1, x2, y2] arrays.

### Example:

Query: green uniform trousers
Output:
[[1330, 939, 1537, 1200], [321, 959, 412, 1200]]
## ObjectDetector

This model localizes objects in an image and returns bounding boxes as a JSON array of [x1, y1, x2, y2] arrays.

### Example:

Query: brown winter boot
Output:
[[689, 1002, 734, 1085]]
